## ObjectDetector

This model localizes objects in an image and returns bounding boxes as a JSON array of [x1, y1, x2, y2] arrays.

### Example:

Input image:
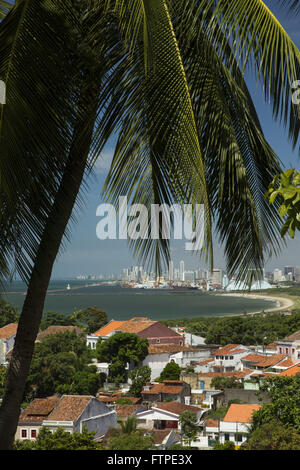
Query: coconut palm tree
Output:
[[0, 0, 299, 449]]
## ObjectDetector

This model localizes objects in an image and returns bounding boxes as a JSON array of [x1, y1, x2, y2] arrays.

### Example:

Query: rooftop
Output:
[[19, 397, 60, 424], [223, 404, 262, 423], [46, 395, 93, 422], [155, 401, 201, 415], [0, 323, 18, 339], [36, 325, 83, 342]]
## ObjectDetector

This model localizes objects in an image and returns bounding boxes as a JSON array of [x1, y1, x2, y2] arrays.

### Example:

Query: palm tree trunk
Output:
[[0, 79, 99, 450]]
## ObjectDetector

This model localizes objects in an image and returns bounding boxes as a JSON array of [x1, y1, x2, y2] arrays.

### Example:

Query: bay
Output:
[[1, 279, 277, 321]]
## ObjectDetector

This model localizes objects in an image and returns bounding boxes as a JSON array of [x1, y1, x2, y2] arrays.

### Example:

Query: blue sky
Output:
[[51, 2, 300, 279]]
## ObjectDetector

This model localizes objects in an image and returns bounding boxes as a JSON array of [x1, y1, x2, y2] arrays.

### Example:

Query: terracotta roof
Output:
[[198, 359, 214, 366], [155, 401, 201, 415], [142, 383, 184, 395], [279, 364, 300, 376], [118, 320, 156, 334], [36, 325, 83, 341], [93, 320, 126, 337], [46, 395, 92, 422], [148, 344, 194, 355], [152, 429, 175, 444], [115, 405, 143, 417], [205, 419, 219, 428], [19, 397, 60, 424], [196, 369, 253, 378], [275, 358, 298, 368], [242, 354, 287, 368], [213, 344, 247, 356], [223, 404, 261, 423], [283, 330, 300, 342], [0, 323, 18, 339]]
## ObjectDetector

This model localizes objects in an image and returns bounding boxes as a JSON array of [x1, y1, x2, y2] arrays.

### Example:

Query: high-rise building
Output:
[[284, 266, 295, 277], [273, 269, 283, 283], [179, 260, 185, 282], [295, 266, 300, 282]]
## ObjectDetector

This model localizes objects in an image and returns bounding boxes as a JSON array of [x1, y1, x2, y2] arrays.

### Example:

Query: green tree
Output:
[[0, 366, 7, 399], [179, 411, 200, 446], [0, 299, 19, 327], [159, 362, 181, 382], [107, 430, 154, 450], [71, 306, 108, 334], [210, 376, 243, 390], [243, 421, 300, 450], [128, 365, 151, 397], [96, 332, 148, 384], [14, 426, 102, 450], [214, 441, 236, 450], [24, 331, 100, 399], [252, 375, 300, 432], [0, 0, 299, 449], [266, 169, 300, 238], [242, 421, 300, 450], [40, 312, 77, 331]]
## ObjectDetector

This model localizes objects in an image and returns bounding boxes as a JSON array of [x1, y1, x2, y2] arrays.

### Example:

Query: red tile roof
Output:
[[223, 404, 261, 423], [46, 395, 93, 421], [155, 401, 201, 415], [142, 383, 184, 395], [115, 405, 142, 417], [242, 354, 287, 368], [19, 397, 60, 423], [279, 364, 300, 376], [0, 323, 18, 339], [213, 344, 246, 356]]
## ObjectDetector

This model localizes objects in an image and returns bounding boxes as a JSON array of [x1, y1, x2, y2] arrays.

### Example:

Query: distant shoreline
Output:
[[217, 292, 295, 314]]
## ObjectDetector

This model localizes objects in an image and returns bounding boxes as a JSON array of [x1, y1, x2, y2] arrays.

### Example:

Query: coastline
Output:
[[218, 292, 295, 314]]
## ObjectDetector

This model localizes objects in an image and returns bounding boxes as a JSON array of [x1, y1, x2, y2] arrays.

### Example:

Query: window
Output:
[[224, 433, 230, 441], [31, 429, 37, 439], [156, 339, 160, 343], [179, 341, 183, 346], [235, 433, 243, 443], [21, 429, 27, 439], [286, 348, 288, 354]]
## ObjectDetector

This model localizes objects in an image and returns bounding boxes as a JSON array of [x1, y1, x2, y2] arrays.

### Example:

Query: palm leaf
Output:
[[0, 0, 83, 283], [187, 0, 300, 151]]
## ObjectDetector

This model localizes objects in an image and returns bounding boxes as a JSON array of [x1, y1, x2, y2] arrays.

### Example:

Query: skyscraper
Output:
[[179, 260, 185, 282]]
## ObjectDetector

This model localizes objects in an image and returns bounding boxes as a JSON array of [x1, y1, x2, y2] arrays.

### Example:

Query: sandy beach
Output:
[[219, 292, 295, 314]]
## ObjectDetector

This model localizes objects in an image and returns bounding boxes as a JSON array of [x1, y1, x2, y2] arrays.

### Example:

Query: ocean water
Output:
[[1, 280, 277, 321]]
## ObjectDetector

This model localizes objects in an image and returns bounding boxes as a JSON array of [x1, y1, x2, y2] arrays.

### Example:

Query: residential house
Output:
[[0, 323, 18, 365], [181, 369, 253, 392], [208, 344, 250, 373], [16, 396, 60, 441], [141, 380, 191, 405], [276, 330, 300, 361], [279, 363, 300, 377], [16, 394, 117, 442], [141, 343, 210, 380], [203, 403, 262, 448], [93, 317, 185, 346], [241, 353, 288, 372], [135, 401, 203, 432]]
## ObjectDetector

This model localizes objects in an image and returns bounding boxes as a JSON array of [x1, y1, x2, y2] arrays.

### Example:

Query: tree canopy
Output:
[[96, 332, 149, 384]]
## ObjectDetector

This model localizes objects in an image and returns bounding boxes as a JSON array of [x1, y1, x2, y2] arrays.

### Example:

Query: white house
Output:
[[276, 330, 300, 361], [0, 323, 18, 365], [203, 403, 261, 448], [195, 344, 250, 374]]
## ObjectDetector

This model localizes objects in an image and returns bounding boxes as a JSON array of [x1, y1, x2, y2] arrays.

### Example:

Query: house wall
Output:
[[141, 353, 171, 380], [74, 398, 117, 436], [15, 424, 42, 442]]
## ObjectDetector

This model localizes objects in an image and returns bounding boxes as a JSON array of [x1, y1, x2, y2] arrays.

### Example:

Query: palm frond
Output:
[[186, 0, 300, 151], [0, 0, 84, 283]]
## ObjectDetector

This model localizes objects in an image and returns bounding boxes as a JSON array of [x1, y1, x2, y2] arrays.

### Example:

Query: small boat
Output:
[[66, 283, 71, 290]]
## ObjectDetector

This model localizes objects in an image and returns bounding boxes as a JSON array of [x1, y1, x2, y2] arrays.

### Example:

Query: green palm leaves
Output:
[[0, 0, 299, 285]]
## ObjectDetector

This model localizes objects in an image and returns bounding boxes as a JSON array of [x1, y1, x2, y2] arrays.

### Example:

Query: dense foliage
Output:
[[164, 309, 300, 346], [243, 421, 300, 450], [128, 365, 151, 397], [24, 330, 103, 400], [40, 306, 107, 334], [159, 362, 181, 382], [13, 426, 102, 450], [96, 332, 149, 384], [0, 299, 19, 327]]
